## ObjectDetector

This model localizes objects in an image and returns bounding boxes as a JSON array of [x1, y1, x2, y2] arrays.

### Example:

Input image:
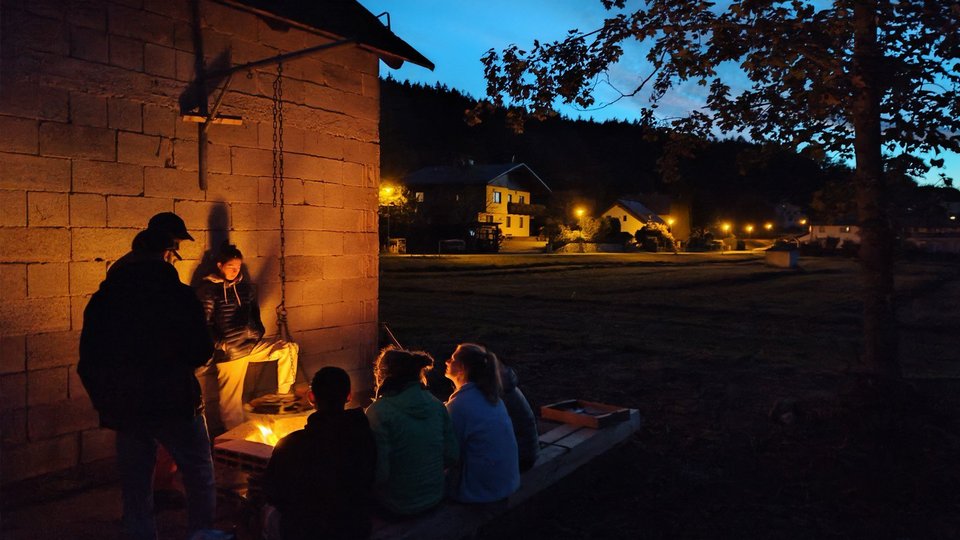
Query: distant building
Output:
[[601, 195, 691, 241], [803, 223, 861, 246], [403, 162, 551, 238]]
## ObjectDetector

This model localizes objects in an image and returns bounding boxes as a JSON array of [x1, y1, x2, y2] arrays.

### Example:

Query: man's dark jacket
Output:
[[263, 408, 377, 540], [196, 274, 264, 362], [78, 258, 213, 430]]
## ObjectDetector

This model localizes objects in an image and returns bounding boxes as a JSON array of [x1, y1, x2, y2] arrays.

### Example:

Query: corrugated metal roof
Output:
[[228, 0, 434, 70], [403, 163, 552, 192]]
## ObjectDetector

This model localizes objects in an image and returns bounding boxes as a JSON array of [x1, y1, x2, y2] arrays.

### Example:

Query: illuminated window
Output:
[[415, 192, 424, 202], [508, 194, 513, 203], [493, 191, 502, 203], [486, 215, 493, 223], [506, 216, 512, 227], [520, 195, 525, 203]]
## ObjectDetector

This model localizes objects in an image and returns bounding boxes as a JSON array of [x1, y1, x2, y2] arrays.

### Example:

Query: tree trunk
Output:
[[851, 0, 900, 378]]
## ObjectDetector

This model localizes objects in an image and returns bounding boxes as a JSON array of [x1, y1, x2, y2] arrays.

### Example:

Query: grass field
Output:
[[379, 252, 960, 538]]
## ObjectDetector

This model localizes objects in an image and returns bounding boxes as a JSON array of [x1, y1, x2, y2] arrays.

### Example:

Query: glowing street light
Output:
[[764, 222, 773, 231], [745, 224, 755, 236], [721, 222, 732, 234], [799, 218, 808, 226], [666, 217, 676, 227]]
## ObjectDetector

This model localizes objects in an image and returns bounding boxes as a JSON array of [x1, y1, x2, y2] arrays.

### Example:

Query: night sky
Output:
[[358, 0, 958, 186]]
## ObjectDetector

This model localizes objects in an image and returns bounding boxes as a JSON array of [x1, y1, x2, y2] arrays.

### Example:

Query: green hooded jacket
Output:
[[365, 382, 459, 515]]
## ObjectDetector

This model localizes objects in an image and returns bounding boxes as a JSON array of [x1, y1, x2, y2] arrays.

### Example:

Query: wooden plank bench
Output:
[[370, 408, 642, 540]]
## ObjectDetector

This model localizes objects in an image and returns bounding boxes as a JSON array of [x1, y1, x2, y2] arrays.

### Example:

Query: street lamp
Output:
[[764, 222, 773, 232], [745, 224, 754, 237], [721, 222, 732, 234]]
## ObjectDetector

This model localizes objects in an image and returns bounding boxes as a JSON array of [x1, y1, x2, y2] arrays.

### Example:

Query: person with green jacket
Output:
[[365, 347, 459, 516]]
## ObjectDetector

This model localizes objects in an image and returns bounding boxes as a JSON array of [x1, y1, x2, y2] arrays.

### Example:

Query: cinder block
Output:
[[27, 263, 69, 298], [11, 9, 69, 56], [68, 365, 88, 401], [303, 132, 345, 161], [174, 140, 231, 174], [27, 331, 81, 371], [0, 116, 39, 153], [70, 93, 108, 127], [2, 408, 28, 445], [173, 200, 227, 232], [0, 264, 27, 299], [72, 227, 136, 261], [0, 153, 71, 191], [142, 0, 191, 21], [0, 434, 79, 484], [144, 167, 204, 200], [73, 160, 143, 195], [231, 147, 273, 177], [200, 2, 258, 41], [301, 278, 343, 305], [283, 256, 323, 281], [282, 205, 324, 231], [258, 177, 304, 205], [0, 228, 70, 263], [27, 192, 69, 227], [341, 277, 377, 302], [80, 428, 116, 463], [342, 233, 376, 255], [108, 4, 174, 47], [107, 196, 171, 228], [302, 180, 324, 207], [361, 299, 377, 322], [67, 2, 107, 30], [69, 262, 106, 296], [28, 398, 99, 439], [174, 48, 196, 82], [322, 183, 345, 209], [0, 336, 26, 375], [228, 203, 257, 231], [323, 208, 362, 233], [143, 43, 176, 79], [109, 34, 143, 71], [361, 73, 379, 99], [205, 173, 259, 203], [0, 191, 27, 227], [322, 301, 362, 328], [285, 304, 324, 334], [70, 25, 108, 63], [303, 231, 344, 256], [70, 295, 91, 332], [343, 140, 379, 166], [342, 161, 365, 187], [206, 121, 259, 149], [1, 372, 27, 411], [39, 122, 115, 160], [340, 186, 376, 211], [117, 132, 172, 166], [323, 256, 364, 280], [108, 98, 143, 132], [283, 153, 342, 183], [27, 367, 68, 406], [0, 298, 71, 335], [143, 104, 177, 137], [69, 194, 107, 227]]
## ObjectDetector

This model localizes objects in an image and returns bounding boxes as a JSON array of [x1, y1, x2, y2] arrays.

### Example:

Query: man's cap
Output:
[[147, 212, 194, 241]]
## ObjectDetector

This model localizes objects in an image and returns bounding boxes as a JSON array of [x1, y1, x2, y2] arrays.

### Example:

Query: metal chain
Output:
[[272, 63, 290, 341]]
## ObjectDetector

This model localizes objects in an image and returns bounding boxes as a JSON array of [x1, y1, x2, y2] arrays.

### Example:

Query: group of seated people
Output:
[[261, 344, 540, 540]]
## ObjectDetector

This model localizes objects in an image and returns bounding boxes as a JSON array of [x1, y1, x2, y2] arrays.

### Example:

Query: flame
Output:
[[252, 423, 280, 446]]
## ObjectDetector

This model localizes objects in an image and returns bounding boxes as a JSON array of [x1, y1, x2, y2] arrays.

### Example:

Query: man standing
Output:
[[79, 227, 216, 540]]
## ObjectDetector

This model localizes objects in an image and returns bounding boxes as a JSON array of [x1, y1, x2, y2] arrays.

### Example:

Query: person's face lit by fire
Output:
[[218, 258, 242, 282], [445, 346, 468, 389]]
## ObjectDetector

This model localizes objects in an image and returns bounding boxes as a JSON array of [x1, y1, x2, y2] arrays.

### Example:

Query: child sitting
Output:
[[262, 367, 376, 540]]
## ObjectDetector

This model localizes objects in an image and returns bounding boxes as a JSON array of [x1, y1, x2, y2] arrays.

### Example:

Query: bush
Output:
[[636, 222, 678, 252]]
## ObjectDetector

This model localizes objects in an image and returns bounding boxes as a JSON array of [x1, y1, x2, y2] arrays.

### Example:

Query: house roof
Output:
[[609, 199, 666, 224], [403, 163, 552, 193], [227, 0, 434, 70]]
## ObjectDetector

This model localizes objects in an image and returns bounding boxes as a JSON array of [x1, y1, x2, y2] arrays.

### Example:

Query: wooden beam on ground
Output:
[[370, 409, 642, 540]]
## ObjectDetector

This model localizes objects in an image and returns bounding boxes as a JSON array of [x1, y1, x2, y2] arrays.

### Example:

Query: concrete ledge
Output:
[[371, 409, 642, 540]]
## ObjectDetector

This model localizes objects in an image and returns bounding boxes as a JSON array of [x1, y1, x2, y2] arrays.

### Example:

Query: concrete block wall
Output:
[[0, 0, 382, 485]]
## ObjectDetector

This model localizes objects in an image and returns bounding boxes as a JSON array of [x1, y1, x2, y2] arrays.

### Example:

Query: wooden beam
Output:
[[181, 114, 243, 125]]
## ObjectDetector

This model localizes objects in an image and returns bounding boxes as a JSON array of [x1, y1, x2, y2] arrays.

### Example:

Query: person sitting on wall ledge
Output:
[[196, 242, 299, 434], [262, 367, 377, 540]]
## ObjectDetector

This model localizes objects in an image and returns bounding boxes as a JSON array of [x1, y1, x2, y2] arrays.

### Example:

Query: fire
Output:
[[252, 422, 280, 446]]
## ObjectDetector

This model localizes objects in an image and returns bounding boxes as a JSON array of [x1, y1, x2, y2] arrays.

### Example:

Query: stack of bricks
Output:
[[0, 0, 383, 485]]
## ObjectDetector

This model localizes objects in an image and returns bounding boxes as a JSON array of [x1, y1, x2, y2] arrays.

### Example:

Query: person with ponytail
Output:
[[196, 242, 299, 434], [444, 343, 520, 503], [364, 346, 459, 516]]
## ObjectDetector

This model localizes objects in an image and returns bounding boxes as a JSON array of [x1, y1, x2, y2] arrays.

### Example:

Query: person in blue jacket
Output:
[[444, 343, 520, 503]]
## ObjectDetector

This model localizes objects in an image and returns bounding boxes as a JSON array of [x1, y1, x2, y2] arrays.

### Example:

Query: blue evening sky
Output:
[[358, 0, 958, 186]]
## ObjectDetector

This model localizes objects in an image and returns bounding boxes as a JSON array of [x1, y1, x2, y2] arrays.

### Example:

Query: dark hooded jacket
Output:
[[196, 273, 264, 362], [78, 258, 213, 430], [501, 365, 540, 469], [263, 408, 377, 540]]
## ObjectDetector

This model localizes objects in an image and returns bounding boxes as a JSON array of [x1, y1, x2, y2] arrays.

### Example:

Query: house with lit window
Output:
[[602, 195, 691, 241], [403, 162, 551, 240]]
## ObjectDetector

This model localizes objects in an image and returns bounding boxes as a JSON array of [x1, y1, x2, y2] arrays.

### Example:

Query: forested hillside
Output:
[[380, 77, 849, 225]]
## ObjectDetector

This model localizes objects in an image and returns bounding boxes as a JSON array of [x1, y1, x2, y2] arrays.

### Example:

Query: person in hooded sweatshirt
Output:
[[79, 228, 215, 540], [364, 347, 459, 516], [195, 242, 299, 433], [262, 367, 376, 540]]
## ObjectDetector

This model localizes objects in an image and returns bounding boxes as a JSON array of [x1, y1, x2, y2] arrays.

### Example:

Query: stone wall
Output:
[[0, 0, 381, 485]]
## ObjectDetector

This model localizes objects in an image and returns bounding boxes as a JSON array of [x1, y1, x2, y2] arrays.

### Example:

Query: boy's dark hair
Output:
[[311, 367, 351, 408], [215, 242, 243, 264]]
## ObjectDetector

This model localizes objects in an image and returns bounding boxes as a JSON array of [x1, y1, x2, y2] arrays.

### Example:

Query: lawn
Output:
[[379, 252, 960, 539]]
